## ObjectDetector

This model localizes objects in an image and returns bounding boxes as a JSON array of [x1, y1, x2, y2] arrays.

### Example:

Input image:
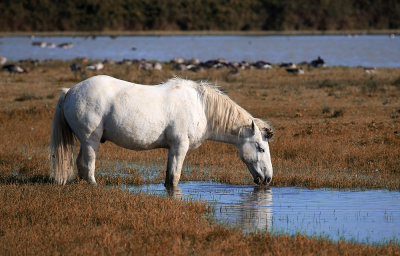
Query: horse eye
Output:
[[256, 143, 265, 153]]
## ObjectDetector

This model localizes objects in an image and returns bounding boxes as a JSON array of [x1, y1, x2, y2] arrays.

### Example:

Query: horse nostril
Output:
[[265, 177, 272, 184]]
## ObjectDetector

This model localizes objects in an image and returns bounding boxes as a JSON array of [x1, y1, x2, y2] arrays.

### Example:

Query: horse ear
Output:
[[251, 120, 256, 132], [251, 120, 262, 136], [239, 121, 256, 138]]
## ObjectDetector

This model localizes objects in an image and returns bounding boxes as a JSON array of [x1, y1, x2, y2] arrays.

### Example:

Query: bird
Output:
[[46, 43, 56, 48], [189, 58, 200, 65], [310, 56, 325, 67], [363, 67, 377, 73], [138, 61, 154, 71], [70, 63, 81, 72], [173, 63, 187, 71], [188, 65, 204, 73], [0, 56, 7, 65], [70, 63, 82, 78], [58, 42, 73, 49], [2, 64, 28, 74], [86, 62, 104, 71], [253, 60, 272, 69], [32, 41, 47, 48], [228, 67, 240, 76], [280, 62, 296, 68], [286, 67, 304, 74], [153, 62, 163, 71], [172, 57, 185, 64]]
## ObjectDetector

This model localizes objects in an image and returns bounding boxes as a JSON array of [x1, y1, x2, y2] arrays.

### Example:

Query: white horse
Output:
[[50, 75, 274, 187]]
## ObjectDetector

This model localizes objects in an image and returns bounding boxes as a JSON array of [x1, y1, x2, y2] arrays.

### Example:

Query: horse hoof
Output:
[[88, 180, 97, 186]]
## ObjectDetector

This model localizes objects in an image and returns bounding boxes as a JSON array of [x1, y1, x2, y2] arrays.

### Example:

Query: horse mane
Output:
[[197, 81, 252, 136], [166, 77, 273, 138]]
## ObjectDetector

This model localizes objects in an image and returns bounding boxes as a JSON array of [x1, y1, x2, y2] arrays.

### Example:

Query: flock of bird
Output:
[[3, 33, 393, 77], [1, 54, 377, 77], [31, 41, 74, 49], [66, 56, 326, 76], [2, 39, 327, 76]]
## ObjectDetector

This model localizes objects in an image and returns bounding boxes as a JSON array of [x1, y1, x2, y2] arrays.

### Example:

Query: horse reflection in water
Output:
[[164, 183, 272, 232], [238, 186, 272, 232]]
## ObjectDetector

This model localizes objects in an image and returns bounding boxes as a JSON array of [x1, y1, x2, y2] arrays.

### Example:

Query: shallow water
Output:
[[1, 35, 399, 67], [127, 182, 400, 245], [98, 160, 163, 182]]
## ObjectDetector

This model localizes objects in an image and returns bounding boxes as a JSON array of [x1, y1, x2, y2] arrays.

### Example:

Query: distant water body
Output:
[[0, 35, 399, 67]]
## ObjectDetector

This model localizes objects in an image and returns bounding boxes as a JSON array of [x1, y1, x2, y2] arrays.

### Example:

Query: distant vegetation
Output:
[[0, 0, 399, 32]]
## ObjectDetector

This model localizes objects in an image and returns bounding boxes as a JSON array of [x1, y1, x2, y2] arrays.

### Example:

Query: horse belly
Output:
[[102, 119, 168, 150], [102, 103, 169, 150]]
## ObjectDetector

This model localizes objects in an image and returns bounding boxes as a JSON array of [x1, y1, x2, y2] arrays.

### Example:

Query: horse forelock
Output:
[[254, 118, 274, 140]]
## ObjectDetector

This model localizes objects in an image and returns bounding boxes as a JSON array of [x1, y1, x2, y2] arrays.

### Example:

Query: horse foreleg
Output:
[[79, 142, 98, 185], [165, 142, 189, 187]]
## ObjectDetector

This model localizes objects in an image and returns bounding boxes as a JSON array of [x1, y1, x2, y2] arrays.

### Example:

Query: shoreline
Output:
[[1, 29, 400, 37]]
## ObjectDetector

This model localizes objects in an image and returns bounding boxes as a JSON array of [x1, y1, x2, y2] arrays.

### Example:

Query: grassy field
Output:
[[0, 60, 399, 255]]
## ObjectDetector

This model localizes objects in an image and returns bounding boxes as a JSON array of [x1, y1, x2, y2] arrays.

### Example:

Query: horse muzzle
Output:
[[254, 176, 272, 185]]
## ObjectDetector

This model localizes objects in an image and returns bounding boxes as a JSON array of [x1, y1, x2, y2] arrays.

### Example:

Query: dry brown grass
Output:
[[0, 61, 399, 189], [0, 61, 400, 254]]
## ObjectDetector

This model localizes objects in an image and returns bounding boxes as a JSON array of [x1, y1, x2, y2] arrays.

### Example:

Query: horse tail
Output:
[[49, 88, 75, 185]]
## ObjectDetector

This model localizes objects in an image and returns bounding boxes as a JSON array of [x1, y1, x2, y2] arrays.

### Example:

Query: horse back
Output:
[[63, 75, 208, 150]]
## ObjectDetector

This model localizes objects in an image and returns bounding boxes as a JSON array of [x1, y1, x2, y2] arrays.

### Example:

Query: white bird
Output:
[[138, 61, 153, 71], [86, 62, 104, 71], [363, 67, 377, 73], [47, 43, 56, 48], [153, 62, 163, 71], [0, 56, 7, 65]]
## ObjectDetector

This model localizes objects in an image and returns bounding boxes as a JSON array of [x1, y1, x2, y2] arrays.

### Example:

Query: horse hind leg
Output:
[[77, 142, 99, 185], [76, 147, 86, 180]]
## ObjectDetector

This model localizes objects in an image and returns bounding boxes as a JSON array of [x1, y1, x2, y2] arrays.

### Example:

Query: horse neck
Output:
[[208, 129, 244, 145]]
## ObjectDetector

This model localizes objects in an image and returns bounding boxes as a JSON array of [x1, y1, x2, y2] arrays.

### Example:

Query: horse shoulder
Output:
[[162, 84, 208, 148]]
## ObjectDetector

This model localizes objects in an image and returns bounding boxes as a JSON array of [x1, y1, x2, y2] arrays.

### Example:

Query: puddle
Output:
[[126, 182, 400, 245], [97, 159, 221, 183], [98, 160, 163, 182]]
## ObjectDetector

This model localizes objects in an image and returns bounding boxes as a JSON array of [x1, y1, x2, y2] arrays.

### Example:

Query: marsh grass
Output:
[[0, 62, 399, 190], [0, 61, 400, 254]]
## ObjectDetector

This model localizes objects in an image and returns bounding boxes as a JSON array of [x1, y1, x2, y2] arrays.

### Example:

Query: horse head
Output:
[[237, 120, 274, 185]]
